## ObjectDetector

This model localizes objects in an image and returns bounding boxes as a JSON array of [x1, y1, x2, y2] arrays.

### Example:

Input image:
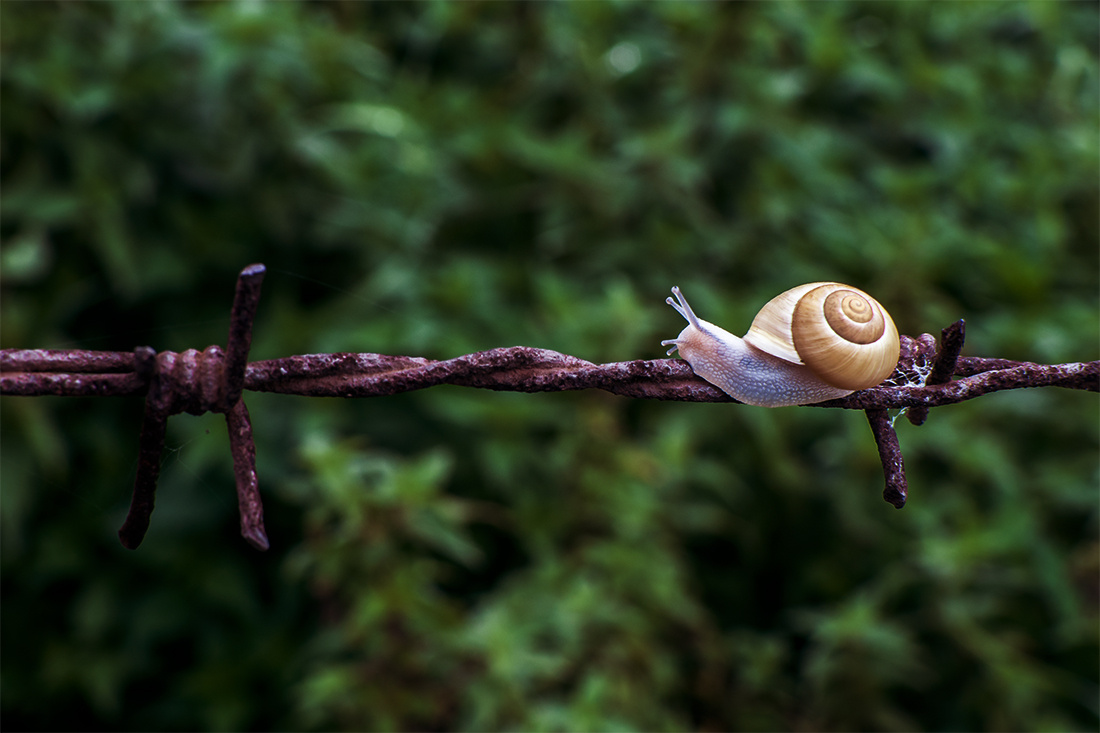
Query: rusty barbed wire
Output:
[[5, 345, 1096, 403], [2, 264, 1097, 550]]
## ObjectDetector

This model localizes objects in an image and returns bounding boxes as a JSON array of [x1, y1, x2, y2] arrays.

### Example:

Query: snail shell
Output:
[[661, 282, 900, 406], [744, 282, 900, 391]]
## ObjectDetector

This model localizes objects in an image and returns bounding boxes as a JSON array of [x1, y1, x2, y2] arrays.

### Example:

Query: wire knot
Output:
[[143, 346, 231, 416]]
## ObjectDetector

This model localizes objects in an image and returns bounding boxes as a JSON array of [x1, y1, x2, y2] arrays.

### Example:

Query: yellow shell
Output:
[[743, 282, 900, 391]]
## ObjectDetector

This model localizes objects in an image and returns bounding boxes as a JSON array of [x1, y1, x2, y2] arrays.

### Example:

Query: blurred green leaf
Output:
[[1, 1, 1096, 731]]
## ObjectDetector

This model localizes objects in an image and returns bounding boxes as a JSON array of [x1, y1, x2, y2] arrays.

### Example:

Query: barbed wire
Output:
[[3, 265, 1097, 549]]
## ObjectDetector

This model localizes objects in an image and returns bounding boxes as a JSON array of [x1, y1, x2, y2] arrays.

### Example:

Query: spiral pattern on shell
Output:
[[744, 282, 900, 391]]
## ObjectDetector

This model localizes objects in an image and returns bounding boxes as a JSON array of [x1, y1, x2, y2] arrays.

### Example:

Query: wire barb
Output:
[[108, 265, 267, 550], [117, 404, 169, 549], [866, 408, 908, 508]]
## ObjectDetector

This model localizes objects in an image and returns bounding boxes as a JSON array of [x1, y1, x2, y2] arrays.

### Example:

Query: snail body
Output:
[[661, 282, 900, 407]]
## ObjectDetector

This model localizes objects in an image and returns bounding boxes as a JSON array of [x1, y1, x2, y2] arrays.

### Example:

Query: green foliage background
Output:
[[2, 2, 1097, 730]]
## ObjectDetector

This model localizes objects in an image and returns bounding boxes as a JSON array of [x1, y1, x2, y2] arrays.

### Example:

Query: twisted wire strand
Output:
[[3, 346, 1096, 405]]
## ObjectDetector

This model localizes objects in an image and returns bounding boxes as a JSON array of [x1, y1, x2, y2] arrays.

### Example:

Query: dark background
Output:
[[2, 2, 1097, 730]]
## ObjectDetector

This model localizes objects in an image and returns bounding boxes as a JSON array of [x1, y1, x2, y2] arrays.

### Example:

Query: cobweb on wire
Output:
[[882, 352, 935, 427]]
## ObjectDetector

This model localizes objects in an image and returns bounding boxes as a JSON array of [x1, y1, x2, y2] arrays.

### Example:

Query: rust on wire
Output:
[[1, 263, 1098, 550], [227, 399, 268, 551]]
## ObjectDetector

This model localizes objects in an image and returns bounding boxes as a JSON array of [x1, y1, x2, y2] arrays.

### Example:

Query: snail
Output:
[[661, 282, 900, 407]]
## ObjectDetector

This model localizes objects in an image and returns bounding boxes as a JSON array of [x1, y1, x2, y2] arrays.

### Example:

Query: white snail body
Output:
[[661, 282, 900, 407]]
